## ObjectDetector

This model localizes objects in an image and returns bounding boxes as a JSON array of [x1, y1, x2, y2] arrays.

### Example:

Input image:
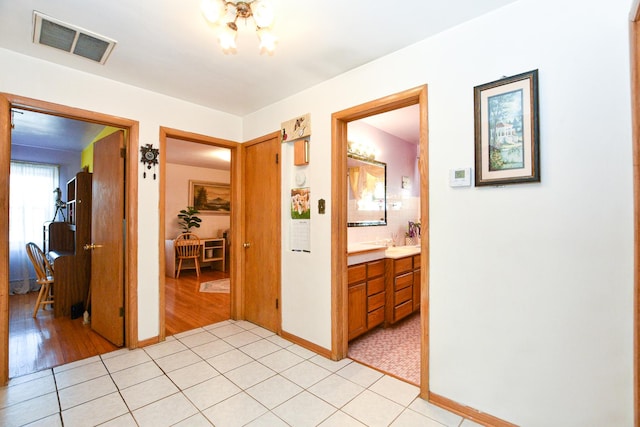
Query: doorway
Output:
[[331, 86, 429, 396], [9, 123, 126, 377], [158, 127, 240, 340], [0, 94, 139, 386], [345, 105, 421, 385]]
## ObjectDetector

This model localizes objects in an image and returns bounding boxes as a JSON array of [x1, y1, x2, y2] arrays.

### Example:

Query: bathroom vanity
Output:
[[347, 244, 421, 340]]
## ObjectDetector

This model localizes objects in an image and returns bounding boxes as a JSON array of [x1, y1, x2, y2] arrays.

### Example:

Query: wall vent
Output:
[[32, 11, 116, 65]]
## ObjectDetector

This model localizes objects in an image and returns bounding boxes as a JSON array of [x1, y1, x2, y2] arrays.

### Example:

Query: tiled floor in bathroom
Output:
[[1, 319, 482, 427]]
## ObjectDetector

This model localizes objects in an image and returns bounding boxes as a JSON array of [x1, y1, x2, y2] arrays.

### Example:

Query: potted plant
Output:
[[177, 206, 202, 233]]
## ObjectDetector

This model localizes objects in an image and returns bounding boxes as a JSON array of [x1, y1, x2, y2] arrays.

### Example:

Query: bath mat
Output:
[[199, 278, 230, 293], [348, 313, 420, 385]]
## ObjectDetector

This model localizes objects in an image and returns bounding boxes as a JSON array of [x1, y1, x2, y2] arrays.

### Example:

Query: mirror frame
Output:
[[347, 153, 387, 227]]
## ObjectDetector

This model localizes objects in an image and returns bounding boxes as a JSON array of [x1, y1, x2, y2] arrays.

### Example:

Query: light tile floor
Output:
[[0, 320, 483, 427]]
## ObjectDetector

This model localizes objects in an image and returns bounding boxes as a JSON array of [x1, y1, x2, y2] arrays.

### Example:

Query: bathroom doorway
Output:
[[331, 85, 429, 397], [346, 104, 421, 385]]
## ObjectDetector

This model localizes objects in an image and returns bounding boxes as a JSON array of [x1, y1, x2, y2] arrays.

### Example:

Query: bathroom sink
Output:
[[347, 243, 386, 265], [385, 245, 421, 258]]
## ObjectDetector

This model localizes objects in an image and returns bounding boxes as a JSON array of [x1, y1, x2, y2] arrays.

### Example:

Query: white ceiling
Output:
[[166, 138, 231, 170], [3, 0, 518, 160]]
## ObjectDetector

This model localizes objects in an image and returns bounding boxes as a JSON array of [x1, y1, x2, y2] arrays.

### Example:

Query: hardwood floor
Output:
[[8, 292, 118, 378], [8, 267, 230, 379], [164, 268, 231, 336]]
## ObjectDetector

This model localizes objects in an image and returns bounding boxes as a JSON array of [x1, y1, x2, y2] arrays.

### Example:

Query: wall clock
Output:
[[140, 143, 159, 179]]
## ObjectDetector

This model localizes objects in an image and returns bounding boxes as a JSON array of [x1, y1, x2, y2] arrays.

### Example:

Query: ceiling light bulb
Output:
[[218, 26, 237, 53], [257, 28, 277, 54], [251, 0, 274, 28], [201, 0, 224, 23]]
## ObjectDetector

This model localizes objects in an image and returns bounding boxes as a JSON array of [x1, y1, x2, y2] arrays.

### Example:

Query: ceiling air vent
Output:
[[32, 11, 116, 64]]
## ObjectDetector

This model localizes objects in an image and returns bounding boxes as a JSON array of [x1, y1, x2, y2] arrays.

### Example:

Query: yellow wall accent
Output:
[[81, 126, 120, 172]]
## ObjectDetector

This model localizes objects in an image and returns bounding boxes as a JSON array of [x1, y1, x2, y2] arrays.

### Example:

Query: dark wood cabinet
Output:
[[47, 171, 92, 317]]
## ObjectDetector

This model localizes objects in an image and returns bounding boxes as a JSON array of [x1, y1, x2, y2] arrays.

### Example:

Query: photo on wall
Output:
[[290, 187, 310, 219], [189, 180, 231, 215]]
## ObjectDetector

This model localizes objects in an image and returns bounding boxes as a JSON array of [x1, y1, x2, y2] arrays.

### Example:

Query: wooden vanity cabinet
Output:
[[347, 264, 367, 340], [347, 259, 386, 340], [413, 256, 421, 312], [385, 254, 421, 324]]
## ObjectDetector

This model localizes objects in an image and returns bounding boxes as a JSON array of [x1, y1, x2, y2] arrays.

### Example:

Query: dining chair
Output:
[[174, 232, 202, 278], [25, 242, 55, 318]]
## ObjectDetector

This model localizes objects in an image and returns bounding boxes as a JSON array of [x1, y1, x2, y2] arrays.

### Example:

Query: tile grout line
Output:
[[3, 319, 462, 427]]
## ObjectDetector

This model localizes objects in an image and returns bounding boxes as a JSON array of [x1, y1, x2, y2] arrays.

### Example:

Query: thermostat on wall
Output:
[[449, 168, 471, 187]]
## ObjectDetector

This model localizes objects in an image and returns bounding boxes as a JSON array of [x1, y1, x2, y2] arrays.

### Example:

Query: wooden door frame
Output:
[[331, 88, 520, 426], [157, 127, 241, 340], [240, 131, 282, 332], [630, 1, 640, 424], [331, 85, 429, 391], [0, 93, 139, 386]]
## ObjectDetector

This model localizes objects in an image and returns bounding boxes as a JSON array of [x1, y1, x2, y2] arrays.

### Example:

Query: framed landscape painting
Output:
[[189, 180, 230, 214], [474, 69, 540, 186]]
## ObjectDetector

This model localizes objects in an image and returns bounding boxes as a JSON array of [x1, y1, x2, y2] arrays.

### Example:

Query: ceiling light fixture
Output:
[[201, 0, 277, 55]]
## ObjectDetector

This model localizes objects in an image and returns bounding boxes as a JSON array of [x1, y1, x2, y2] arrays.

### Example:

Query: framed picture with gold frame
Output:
[[189, 180, 230, 215]]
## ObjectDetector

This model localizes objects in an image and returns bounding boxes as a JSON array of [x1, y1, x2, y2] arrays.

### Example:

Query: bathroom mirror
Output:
[[347, 153, 387, 227]]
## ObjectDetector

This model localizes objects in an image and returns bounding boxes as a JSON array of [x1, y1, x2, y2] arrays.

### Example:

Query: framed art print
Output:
[[474, 69, 540, 186], [189, 180, 231, 214]]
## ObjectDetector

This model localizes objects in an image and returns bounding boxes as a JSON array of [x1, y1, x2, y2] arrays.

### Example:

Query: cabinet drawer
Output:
[[367, 276, 385, 295], [394, 256, 413, 274], [395, 272, 413, 291], [395, 300, 413, 321], [413, 254, 421, 267], [348, 264, 367, 286], [368, 291, 385, 311], [395, 286, 412, 305], [367, 260, 385, 278], [368, 307, 385, 329]]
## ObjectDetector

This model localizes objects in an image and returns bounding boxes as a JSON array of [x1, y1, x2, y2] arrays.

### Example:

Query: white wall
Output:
[[1, 0, 634, 423], [243, 0, 634, 425], [165, 163, 230, 239], [1, 48, 242, 341]]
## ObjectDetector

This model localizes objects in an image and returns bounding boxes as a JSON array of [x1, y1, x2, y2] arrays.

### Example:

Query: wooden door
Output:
[[243, 134, 280, 332], [90, 131, 125, 346]]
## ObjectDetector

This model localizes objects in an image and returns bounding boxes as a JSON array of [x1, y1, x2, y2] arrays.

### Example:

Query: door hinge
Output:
[[120, 148, 126, 158], [276, 298, 279, 309], [119, 307, 124, 317], [275, 153, 279, 164]]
